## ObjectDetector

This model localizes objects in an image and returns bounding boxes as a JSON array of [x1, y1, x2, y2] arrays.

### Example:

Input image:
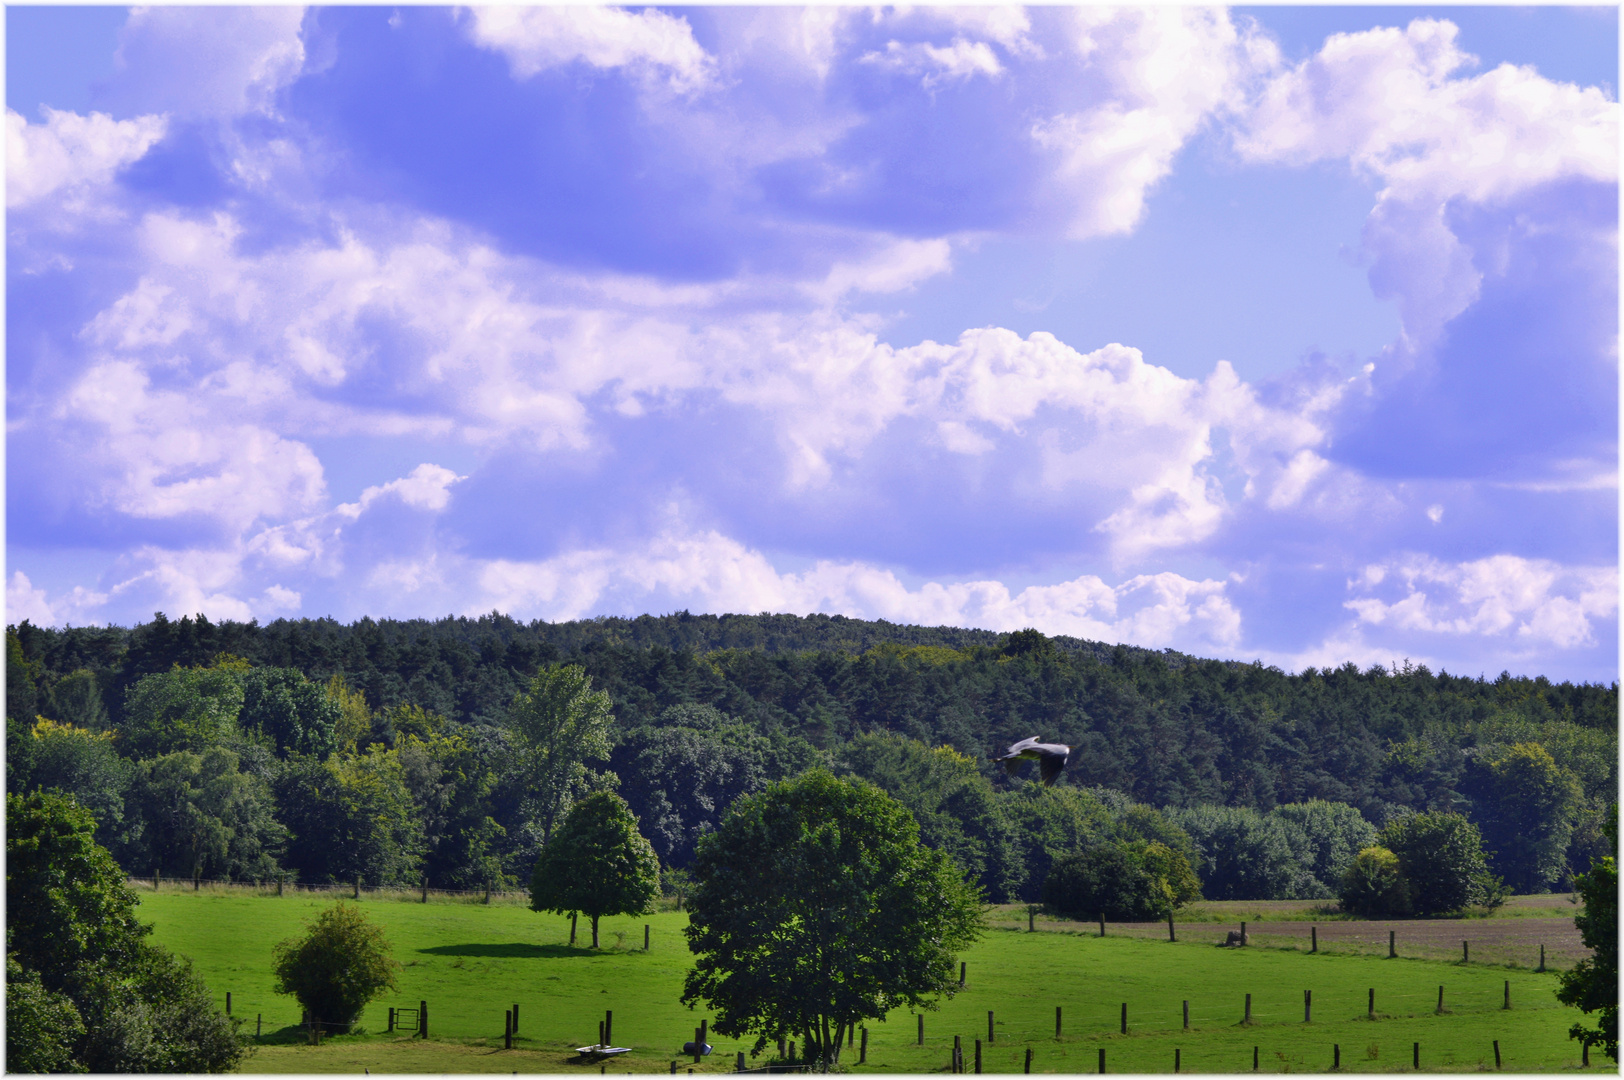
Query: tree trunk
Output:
[[591, 913, 600, 949]]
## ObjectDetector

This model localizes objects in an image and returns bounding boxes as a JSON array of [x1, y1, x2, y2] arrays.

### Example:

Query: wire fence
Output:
[[127, 875, 535, 903]]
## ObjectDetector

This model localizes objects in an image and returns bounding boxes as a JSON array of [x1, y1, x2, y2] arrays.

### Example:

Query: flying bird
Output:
[[993, 736, 1076, 787]]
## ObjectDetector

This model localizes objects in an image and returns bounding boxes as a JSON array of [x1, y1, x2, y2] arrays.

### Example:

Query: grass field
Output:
[[135, 886, 1605, 1073]]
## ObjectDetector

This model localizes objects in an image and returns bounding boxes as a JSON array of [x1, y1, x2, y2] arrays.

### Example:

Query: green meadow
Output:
[[137, 887, 1602, 1073]]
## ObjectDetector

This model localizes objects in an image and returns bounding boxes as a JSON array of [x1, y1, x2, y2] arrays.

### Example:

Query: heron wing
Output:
[[1038, 750, 1068, 786], [1001, 758, 1023, 777]]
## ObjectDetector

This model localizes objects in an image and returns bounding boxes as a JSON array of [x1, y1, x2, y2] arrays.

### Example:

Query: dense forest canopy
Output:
[[7, 610, 1616, 906]]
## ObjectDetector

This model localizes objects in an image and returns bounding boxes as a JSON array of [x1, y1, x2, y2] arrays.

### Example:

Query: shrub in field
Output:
[[1043, 840, 1200, 920], [1379, 812, 1503, 915], [6, 791, 247, 1072], [530, 791, 660, 948], [272, 901, 399, 1031], [1338, 845, 1411, 916], [683, 770, 983, 1067]]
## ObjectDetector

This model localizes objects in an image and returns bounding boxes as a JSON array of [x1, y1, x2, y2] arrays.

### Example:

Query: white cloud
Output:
[[1236, 17, 1619, 346], [466, 6, 714, 92], [1031, 8, 1277, 238], [337, 464, 465, 519], [6, 107, 167, 209], [861, 38, 1004, 88], [109, 7, 308, 119], [1345, 554, 1618, 649], [475, 527, 1242, 652]]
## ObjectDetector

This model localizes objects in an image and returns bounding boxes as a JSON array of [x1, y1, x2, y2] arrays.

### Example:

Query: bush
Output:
[[1380, 812, 1502, 915], [271, 902, 399, 1030], [1043, 839, 1200, 921], [1339, 845, 1411, 917]]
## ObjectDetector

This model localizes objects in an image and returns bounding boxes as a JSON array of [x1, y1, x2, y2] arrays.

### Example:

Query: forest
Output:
[[6, 610, 1616, 908]]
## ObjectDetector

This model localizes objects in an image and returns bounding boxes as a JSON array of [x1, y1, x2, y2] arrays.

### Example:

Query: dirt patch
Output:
[[1059, 916, 1588, 970]]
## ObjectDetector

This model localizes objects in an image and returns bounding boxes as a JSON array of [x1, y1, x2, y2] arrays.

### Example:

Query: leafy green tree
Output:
[[1379, 812, 1501, 915], [1466, 742, 1583, 892], [6, 957, 87, 1072], [5, 791, 247, 1072], [1338, 845, 1411, 916], [841, 731, 1024, 901], [1166, 804, 1305, 900], [238, 667, 342, 759], [120, 666, 244, 758], [1043, 839, 1201, 921], [1557, 807, 1617, 1061], [530, 791, 660, 949], [613, 709, 775, 869], [127, 747, 286, 880], [271, 902, 400, 1031], [17, 718, 136, 855], [1271, 800, 1379, 897], [997, 784, 1114, 902], [273, 747, 426, 885], [49, 668, 110, 731], [507, 664, 613, 844], [7, 629, 40, 721], [683, 770, 984, 1066]]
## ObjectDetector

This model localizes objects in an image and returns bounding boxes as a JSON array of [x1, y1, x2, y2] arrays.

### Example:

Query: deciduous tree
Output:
[[1379, 812, 1501, 915], [1557, 806, 1616, 1060], [530, 791, 659, 948], [507, 665, 613, 844], [682, 770, 984, 1066]]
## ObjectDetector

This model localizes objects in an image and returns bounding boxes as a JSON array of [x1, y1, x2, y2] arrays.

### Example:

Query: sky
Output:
[[6, 5, 1618, 684]]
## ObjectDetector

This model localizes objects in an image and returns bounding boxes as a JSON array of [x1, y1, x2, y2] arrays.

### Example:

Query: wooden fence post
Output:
[[1493, 1040, 1501, 1068], [988, 1011, 995, 1043], [975, 1038, 982, 1074], [1436, 985, 1444, 1014], [1304, 989, 1311, 1023], [960, 961, 966, 986], [1098, 915, 1106, 938], [226, 992, 232, 1015], [1174, 1048, 1180, 1073], [1538, 944, 1545, 972], [860, 1026, 868, 1064], [421, 876, 427, 903], [1388, 930, 1395, 958], [505, 1009, 513, 1050], [1333, 1044, 1339, 1070], [420, 1000, 428, 1039], [1025, 1047, 1032, 1073], [1310, 926, 1317, 953], [1182, 1000, 1189, 1030], [354, 875, 360, 899], [918, 1014, 924, 1045], [953, 1035, 962, 1074], [388, 1007, 394, 1033], [1168, 913, 1175, 941], [277, 877, 283, 897], [1244, 994, 1252, 1023], [1253, 1046, 1259, 1072], [512, 1003, 518, 1034], [1368, 988, 1375, 1019], [1412, 1042, 1419, 1069], [607, 1010, 615, 1047], [1055, 1006, 1062, 1038], [737, 1051, 745, 1072], [154, 869, 161, 890], [1120, 1002, 1127, 1035], [1098, 1048, 1105, 1074], [256, 1014, 262, 1039], [645, 924, 650, 950], [1504, 981, 1511, 1010], [1240, 921, 1247, 946]]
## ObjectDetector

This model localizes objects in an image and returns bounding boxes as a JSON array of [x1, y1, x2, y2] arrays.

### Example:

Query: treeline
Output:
[[6, 611, 1616, 906]]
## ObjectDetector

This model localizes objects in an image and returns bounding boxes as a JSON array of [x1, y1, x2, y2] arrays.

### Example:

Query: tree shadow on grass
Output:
[[417, 943, 598, 959]]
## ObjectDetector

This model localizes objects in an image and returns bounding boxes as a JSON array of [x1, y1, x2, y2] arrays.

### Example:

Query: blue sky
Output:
[[7, 6, 1618, 683]]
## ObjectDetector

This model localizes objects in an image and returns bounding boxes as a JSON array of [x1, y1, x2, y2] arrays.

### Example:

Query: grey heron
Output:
[[993, 736, 1075, 786]]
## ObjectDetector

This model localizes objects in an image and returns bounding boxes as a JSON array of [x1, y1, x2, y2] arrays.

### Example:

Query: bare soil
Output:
[[987, 899, 1589, 971]]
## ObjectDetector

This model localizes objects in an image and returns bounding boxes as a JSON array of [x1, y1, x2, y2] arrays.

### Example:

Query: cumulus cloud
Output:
[[476, 528, 1242, 652], [1345, 554, 1618, 650], [6, 107, 166, 209], [465, 6, 714, 92], [1236, 17, 1618, 346]]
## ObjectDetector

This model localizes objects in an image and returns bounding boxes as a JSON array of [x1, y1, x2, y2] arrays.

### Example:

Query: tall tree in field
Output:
[[530, 791, 660, 949], [1465, 742, 1583, 892], [683, 770, 984, 1067], [1558, 805, 1617, 1061], [506, 664, 613, 844]]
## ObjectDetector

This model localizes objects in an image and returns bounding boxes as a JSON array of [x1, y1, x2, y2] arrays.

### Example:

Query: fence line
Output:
[[127, 876, 531, 900]]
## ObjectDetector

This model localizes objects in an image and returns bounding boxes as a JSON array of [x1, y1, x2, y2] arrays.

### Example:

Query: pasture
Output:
[[134, 885, 1603, 1073]]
